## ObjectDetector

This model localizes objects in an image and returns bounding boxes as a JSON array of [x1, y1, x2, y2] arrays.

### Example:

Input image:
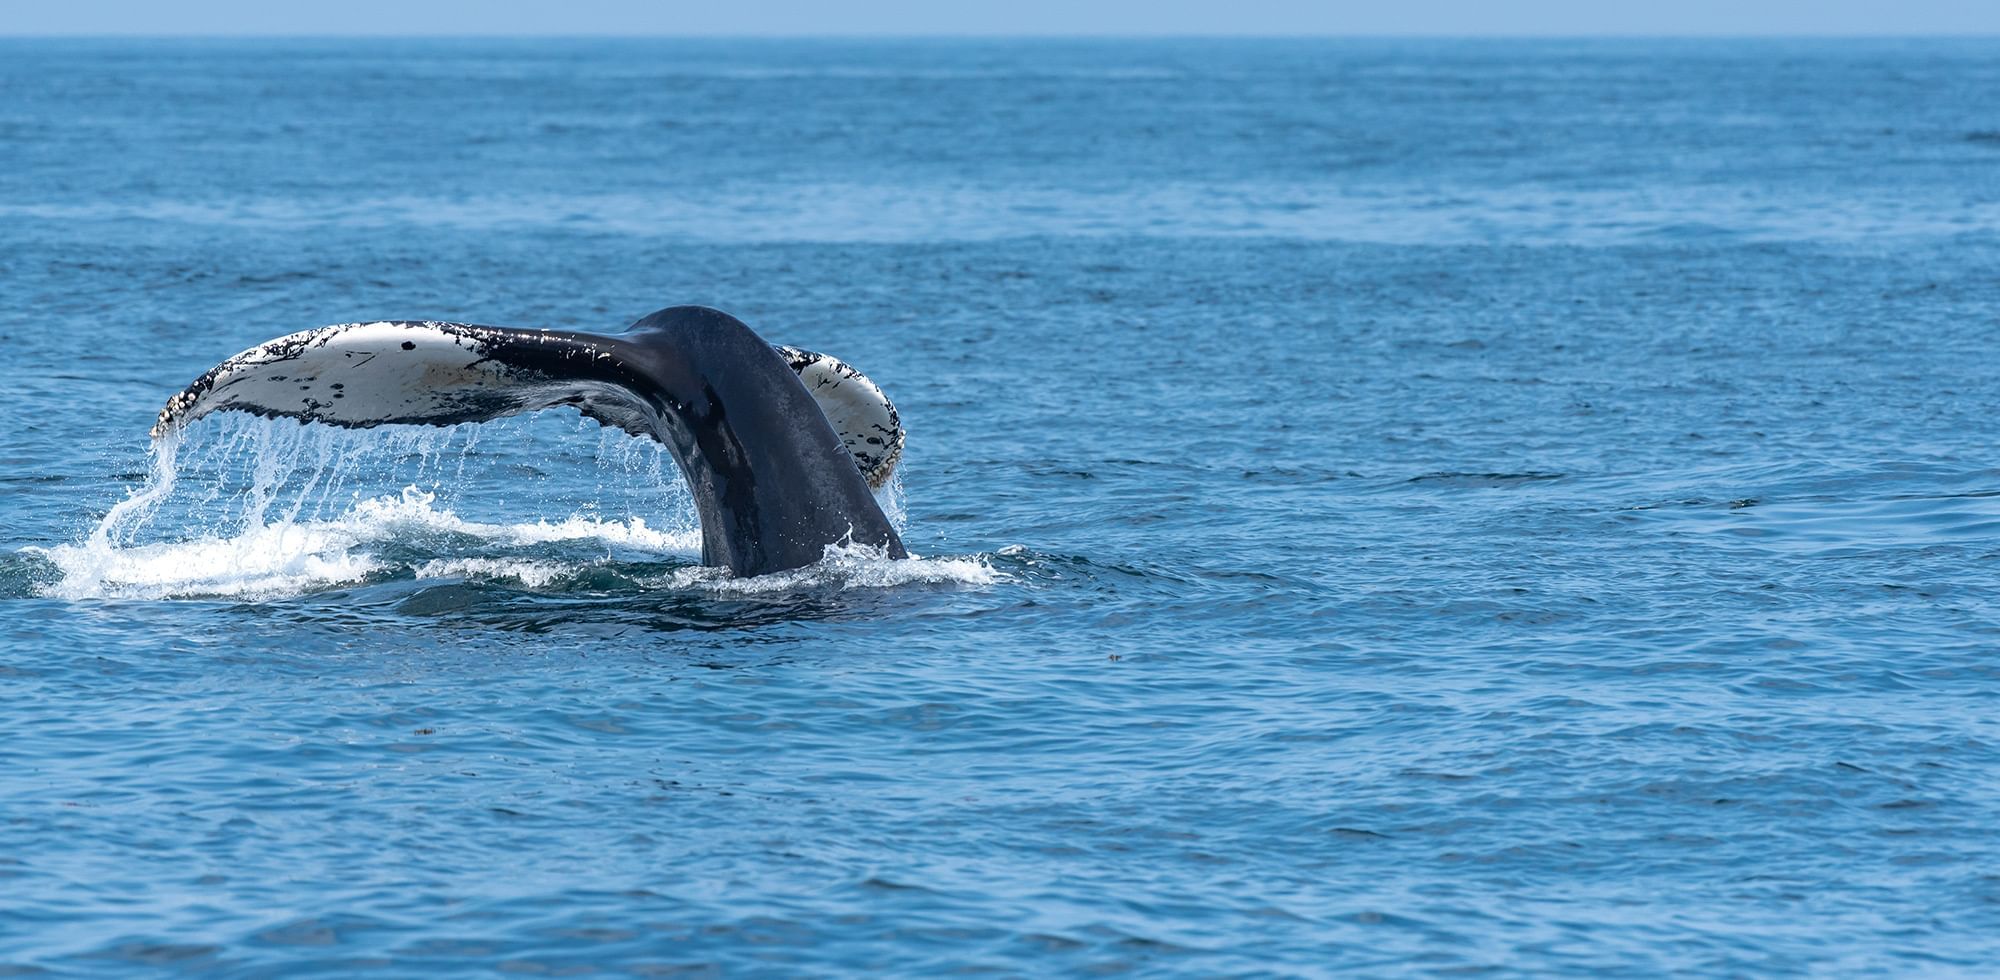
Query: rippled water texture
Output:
[[4, 39, 2000, 974]]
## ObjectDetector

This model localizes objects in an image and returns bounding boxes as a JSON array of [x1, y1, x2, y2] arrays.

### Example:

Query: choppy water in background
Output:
[[3, 38, 2000, 974]]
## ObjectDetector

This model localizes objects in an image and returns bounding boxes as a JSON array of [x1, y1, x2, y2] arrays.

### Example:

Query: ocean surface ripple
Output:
[[3, 38, 1999, 975]]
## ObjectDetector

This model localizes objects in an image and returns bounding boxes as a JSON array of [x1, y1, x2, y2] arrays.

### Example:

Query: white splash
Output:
[[29, 413, 989, 601], [648, 542, 997, 596], [32, 486, 698, 601], [874, 470, 908, 532], [413, 557, 575, 589], [40, 518, 384, 601], [346, 490, 695, 552]]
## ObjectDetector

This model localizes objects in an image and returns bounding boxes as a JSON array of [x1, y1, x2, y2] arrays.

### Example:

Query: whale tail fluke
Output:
[[151, 308, 909, 576], [152, 320, 904, 489]]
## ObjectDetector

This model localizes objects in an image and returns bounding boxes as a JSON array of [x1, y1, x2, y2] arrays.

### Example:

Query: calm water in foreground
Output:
[[3, 38, 2000, 975]]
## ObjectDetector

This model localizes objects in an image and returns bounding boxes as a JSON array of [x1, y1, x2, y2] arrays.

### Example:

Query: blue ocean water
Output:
[[3, 37, 2000, 974]]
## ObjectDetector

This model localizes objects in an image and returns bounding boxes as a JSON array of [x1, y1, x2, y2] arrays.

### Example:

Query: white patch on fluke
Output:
[[153, 321, 554, 437], [776, 346, 905, 488]]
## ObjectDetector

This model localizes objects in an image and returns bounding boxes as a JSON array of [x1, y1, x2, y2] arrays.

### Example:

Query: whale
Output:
[[152, 305, 908, 577]]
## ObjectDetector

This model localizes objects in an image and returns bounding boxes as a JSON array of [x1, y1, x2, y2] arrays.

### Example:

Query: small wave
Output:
[[646, 543, 998, 595], [413, 557, 579, 589], [1405, 471, 1566, 488], [1648, 489, 2000, 558], [344, 490, 695, 553]]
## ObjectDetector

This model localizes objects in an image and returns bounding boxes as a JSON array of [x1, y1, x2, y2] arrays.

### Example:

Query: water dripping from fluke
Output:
[[24, 413, 990, 602]]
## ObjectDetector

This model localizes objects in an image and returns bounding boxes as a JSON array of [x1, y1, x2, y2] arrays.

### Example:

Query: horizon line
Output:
[[4, 31, 2000, 40]]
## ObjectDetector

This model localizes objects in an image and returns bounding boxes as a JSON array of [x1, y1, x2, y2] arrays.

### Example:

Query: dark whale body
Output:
[[155, 306, 907, 577]]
